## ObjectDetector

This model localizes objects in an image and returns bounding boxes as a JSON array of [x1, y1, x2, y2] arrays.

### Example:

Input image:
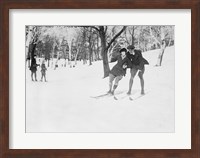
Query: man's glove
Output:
[[122, 64, 127, 69]]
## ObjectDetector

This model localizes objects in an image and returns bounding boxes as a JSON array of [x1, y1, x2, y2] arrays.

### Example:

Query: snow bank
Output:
[[26, 46, 175, 133]]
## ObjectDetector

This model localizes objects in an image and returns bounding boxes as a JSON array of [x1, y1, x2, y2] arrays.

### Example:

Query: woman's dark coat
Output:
[[110, 55, 130, 77], [126, 49, 149, 70]]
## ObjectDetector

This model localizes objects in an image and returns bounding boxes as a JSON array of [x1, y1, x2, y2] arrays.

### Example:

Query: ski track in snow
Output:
[[26, 46, 175, 133]]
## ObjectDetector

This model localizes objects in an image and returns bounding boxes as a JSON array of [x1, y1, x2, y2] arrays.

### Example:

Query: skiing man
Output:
[[126, 45, 149, 95], [40, 60, 47, 82], [30, 54, 39, 81], [108, 48, 131, 95]]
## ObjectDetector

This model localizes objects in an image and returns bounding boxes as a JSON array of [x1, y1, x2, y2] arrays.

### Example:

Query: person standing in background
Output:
[[40, 60, 47, 82], [30, 54, 39, 81]]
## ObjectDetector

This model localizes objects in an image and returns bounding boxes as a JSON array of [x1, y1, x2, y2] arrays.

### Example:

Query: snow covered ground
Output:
[[26, 46, 175, 133]]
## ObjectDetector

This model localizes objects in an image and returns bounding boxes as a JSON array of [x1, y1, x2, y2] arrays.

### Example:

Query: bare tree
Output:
[[90, 26, 127, 78], [26, 26, 33, 67], [154, 26, 174, 66], [26, 26, 40, 67]]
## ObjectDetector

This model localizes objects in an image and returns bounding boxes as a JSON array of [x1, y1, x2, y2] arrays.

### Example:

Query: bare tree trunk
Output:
[[51, 41, 56, 68], [88, 28, 93, 66], [156, 48, 165, 66], [68, 41, 72, 68], [91, 26, 126, 78], [108, 42, 118, 62], [168, 36, 172, 47], [74, 47, 80, 65], [47, 59, 50, 67], [150, 26, 161, 48], [99, 27, 110, 78], [131, 26, 135, 45], [89, 47, 92, 65], [156, 40, 166, 66], [155, 26, 167, 66], [25, 26, 33, 68], [97, 36, 101, 60], [102, 48, 110, 78], [138, 38, 140, 48]]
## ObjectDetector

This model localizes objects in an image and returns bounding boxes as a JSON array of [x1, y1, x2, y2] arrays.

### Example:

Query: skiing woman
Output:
[[108, 48, 131, 95]]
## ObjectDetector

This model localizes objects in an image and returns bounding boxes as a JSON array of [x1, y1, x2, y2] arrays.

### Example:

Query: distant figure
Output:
[[126, 45, 149, 95], [155, 40, 166, 66], [54, 60, 58, 70], [30, 55, 39, 81], [26, 54, 31, 68], [40, 60, 47, 82], [108, 48, 131, 95]]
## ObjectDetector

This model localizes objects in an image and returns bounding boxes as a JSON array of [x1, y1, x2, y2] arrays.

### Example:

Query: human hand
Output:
[[123, 64, 127, 69]]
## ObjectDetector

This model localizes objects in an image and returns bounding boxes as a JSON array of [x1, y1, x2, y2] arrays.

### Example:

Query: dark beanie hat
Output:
[[127, 45, 135, 50], [119, 48, 127, 53]]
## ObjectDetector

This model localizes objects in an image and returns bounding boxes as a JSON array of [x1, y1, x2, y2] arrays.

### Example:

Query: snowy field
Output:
[[26, 46, 175, 133]]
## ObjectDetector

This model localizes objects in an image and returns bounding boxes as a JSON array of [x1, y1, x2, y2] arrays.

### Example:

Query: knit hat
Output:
[[119, 48, 127, 54], [127, 45, 135, 50]]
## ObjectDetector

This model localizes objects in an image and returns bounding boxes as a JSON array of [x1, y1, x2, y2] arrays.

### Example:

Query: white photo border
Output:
[[9, 9, 191, 149]]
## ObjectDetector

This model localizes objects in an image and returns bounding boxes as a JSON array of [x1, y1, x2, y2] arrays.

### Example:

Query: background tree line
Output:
[[26, 25, 174, 77]]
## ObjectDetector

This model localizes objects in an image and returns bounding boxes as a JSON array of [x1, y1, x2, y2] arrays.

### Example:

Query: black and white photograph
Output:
[[26, 25, 175, 133]]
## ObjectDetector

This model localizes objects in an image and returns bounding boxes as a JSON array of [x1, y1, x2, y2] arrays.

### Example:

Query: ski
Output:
[[113, 96, 118, 100], [129, 96, 134, 101], [117, 91, 149, 100], [129, 94, 144, 101], [129, 91, 149, 101], [118, 93, 136, 100], [91, 91, 124, 99], [90, 93, 110, 99]]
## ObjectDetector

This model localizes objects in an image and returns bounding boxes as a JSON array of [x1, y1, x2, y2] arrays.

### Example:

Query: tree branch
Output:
[[106, 26, 127, 50], [78, 26, 100, 32], [104, 26, 108, 33], [89, 26, 100, 32]]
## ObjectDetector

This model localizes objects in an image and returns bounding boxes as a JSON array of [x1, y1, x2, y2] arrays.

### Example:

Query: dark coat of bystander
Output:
[[30, 58, 37, 72]]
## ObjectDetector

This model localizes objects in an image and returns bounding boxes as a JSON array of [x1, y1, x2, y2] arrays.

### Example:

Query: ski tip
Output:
[[129, 97, 133, 101]]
